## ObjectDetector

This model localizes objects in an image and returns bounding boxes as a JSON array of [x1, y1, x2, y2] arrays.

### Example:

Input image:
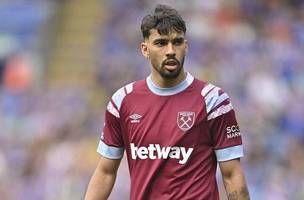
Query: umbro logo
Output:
[[130, 113, 142, 123]]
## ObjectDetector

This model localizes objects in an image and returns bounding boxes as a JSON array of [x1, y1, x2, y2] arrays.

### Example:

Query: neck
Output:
[[151, 70, 186, 88]]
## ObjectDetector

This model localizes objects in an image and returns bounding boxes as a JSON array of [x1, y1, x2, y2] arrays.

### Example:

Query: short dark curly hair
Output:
[[141, 4, 186, 39]]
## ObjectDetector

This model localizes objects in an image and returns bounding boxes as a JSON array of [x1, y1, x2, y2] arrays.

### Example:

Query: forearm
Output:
[[223, 172, 250, 200], [85, 168, 116, 200]]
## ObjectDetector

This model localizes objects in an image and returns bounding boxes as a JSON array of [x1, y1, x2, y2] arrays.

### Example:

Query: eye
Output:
[[173, 38, 184, 46], [154, 40, 167, 47]]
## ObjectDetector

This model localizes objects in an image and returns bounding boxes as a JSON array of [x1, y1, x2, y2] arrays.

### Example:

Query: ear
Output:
[[184, 39, 188, 54], [141, 42, 149, 59]]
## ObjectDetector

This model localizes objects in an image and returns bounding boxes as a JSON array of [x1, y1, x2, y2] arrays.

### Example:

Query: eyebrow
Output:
[[152, 37, 185, 44], [153, 38, 167, 44]]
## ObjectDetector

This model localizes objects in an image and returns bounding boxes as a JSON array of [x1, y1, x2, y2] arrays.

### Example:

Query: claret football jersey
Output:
[[97, 72, 244, 200]]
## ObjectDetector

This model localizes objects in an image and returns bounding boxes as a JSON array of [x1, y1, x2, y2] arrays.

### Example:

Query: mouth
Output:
[[163, 59, 179, 71]]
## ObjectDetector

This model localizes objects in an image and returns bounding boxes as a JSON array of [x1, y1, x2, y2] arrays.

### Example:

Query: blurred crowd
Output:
[[0, 0, 304, 200]]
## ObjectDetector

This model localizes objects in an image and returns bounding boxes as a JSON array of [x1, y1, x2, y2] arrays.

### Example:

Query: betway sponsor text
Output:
[[130, 143, 193, 164]]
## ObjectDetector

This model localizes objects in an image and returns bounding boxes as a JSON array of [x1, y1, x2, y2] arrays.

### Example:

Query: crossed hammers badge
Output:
[[177, 112, 195, 131]]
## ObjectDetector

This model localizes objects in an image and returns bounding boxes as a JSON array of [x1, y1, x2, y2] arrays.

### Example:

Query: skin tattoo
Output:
[[228, 187, 250, 200]]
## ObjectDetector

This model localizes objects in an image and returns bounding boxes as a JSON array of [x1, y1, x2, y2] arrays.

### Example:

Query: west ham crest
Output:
[[177, 112, 195, 131]]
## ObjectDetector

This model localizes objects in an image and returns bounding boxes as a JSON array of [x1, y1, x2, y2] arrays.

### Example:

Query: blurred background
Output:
[[0, 0, 303, 199]]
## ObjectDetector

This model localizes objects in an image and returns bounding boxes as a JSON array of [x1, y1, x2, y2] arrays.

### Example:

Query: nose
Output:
[[166, 43, 176, 58]]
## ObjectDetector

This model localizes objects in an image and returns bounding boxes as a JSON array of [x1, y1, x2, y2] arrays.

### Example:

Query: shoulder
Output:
[[109, 79, 145, 110], [191, 78, 224, 98], [188, 78, 229, 105], [105, 81, 136, 118], [111, 82, 134, 109]]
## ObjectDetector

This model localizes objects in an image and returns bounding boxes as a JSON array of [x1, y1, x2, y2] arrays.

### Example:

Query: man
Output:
[[85, 4, 250, 200]]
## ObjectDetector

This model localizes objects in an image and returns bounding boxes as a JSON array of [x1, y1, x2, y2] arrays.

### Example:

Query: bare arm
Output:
[[84, 155, 121, 200], [219, 158, 250, 200]]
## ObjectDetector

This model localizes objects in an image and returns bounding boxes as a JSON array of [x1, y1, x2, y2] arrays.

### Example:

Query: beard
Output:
[[156, 56, 185, 79]]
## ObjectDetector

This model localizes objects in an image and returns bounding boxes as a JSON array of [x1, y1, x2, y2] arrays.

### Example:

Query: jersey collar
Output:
[[146, 72, 194, 96]]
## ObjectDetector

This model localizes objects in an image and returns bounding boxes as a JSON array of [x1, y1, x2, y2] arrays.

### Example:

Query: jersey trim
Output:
[[112, 87, 126, 110], [201, 83, 233, 120], [215, 145, 244, 162], [111, 82, 134, 111], [201, 83, 215, 96], [125, 82, 134, 94], [207, 102, 233, 120], [107, 101, 120, 118], [146, 72, 194, 96], [205, 86, 221, 113], [212, 93, 229, 109], [97, 140, 124, 159]]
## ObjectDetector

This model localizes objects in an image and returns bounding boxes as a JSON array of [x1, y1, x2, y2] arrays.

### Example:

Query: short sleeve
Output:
[[202, 84, 244, 162], [97, 101, 124, 159], [97, 83, 133, 159]]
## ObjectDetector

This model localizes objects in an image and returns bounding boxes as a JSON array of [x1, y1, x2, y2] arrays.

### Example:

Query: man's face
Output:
[[141, 29, 188, 79]]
